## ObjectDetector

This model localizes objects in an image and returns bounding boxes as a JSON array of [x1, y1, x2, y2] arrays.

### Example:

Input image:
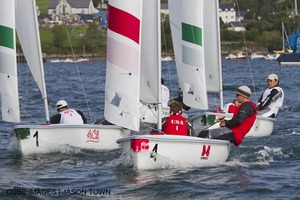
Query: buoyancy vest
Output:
[[162, 114, 188, 136], [260, 86, 284, 116], [223, 102, 237, 114], [59, 109, 84, 124], [230, 101, 257, 146]]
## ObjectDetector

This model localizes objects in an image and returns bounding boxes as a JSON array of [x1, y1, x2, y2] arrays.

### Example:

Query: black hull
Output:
[[277, 53, 300, 65]]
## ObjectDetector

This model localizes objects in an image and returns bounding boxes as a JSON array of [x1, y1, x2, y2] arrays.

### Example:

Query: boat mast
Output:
[[282, 22, 285, 51], [157, 0, 162, 132], [216, 0, 223, 109]]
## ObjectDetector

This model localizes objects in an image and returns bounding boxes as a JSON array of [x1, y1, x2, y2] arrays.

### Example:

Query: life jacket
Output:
[[59, 109, 84, 124], [260, 86, 284, 116], [214, 103, 237, 114], [224, 103, 237, 114], [230, 101, 257, 146], [162, 114, 188, 136]]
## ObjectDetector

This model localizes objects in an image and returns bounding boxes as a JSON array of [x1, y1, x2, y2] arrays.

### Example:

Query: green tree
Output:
[[161, 14, 173, 55], [244, 28, 259, 41], [258, 31, 282, 51], [81, 22, 106, 55], [52, 25, 67, 49]]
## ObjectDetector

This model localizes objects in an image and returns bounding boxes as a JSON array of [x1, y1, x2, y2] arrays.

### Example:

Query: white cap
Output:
[[56, 100, 68, 109], [236, 85, 251, 98], [267, 74, 278, 81]]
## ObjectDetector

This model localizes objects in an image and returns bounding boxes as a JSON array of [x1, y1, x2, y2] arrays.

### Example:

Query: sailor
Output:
[[50, 100, 87, 124], [139, 78, 170, 120], [256, 74, 284, 118], [161, 78, 170, 108], [170, 89, 191, 111], [215, 99, 239, 114], [198, 86, 257, 146], [161, 101, 194, 136]]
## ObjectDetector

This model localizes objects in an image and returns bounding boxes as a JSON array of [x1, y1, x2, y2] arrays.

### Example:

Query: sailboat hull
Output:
[[193, 112, 276, 138], [10, 124, 130, 155], [116, 134, 230, 170], [277, 53, 300, 66]]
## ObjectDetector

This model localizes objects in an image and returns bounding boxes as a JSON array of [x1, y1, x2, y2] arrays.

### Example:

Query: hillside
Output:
[[34, 0, 300, 58]]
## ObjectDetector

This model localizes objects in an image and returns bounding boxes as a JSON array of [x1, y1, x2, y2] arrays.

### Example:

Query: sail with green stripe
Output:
[[169, 0, 208, 110], [0, 0, 20, 123]]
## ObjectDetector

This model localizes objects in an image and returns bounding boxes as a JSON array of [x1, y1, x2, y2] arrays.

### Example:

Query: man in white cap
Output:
[[198, 86, 257, 146], [50, 100, 87, 124], [257, 73, 284, 118]]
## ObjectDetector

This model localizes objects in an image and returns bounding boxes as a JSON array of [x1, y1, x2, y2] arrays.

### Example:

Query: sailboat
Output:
[[76, 45, 90, 62], [170, 1, 276, 138], [277, 0, 300, 66], [1, 0, 129, 155], [277, 22, 300, 66], [106, 0, 230, 170]]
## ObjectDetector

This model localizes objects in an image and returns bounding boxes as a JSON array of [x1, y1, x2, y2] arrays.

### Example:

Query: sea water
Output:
[[0, 59, 299, 199]]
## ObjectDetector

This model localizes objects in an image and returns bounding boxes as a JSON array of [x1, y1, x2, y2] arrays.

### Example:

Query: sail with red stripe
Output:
[[105, 1, 143, 131]]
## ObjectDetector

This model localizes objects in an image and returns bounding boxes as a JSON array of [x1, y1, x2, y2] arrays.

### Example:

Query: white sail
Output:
[[0, 0, 20, 123], [105, 0, 143, 131], [169, 0, 208, 110], [203, 0, 223, 101], [15, 0, 50, 122], [168, 0, 183, 90], [140, 0, 159, 104]]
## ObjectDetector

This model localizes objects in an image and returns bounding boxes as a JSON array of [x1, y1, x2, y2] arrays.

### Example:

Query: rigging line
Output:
[[20, 106, 39, 123], [235, 0, 258, 102], [140, 120, 159, 132], [63, 24, 92, 122]]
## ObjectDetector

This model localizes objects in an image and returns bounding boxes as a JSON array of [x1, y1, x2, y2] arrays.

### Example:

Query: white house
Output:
[[219, 4, 236, 23], [48, 0, 98, 17]]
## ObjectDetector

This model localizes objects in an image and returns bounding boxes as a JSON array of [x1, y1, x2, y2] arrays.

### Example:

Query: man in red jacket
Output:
[[198, 86, 257, 146], [161, 101, 194, 136]]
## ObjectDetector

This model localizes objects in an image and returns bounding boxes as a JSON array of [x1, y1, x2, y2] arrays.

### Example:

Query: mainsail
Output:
[[169, 0, 208, 110], [16, 0, 50, 122], [0, 1, 20, 123], [105, 1, 143, 131], [105, 0, 160, 131]]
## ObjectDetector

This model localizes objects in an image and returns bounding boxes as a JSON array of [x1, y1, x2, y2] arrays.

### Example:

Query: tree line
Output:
[[36, 0, 300, 57]]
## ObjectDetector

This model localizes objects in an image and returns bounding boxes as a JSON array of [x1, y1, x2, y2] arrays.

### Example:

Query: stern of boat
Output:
[[117, 135, 230, 170]]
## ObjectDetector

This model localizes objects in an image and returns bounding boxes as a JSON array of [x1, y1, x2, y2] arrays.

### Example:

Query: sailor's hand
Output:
[[219, 120, 226, 127], [216, 117, 225, 122]]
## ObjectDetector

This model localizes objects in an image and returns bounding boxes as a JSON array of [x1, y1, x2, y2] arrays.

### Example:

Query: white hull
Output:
[[250, 53, 265, 59], [279, 61, 300, 66], [10, 124, 130, 155], [161, 56, 173, 61], [192, 112, 276, 137], [117, 134, 230, 170]]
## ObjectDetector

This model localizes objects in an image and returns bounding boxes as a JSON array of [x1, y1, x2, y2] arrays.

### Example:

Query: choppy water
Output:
[[0, 59, 299, 199]]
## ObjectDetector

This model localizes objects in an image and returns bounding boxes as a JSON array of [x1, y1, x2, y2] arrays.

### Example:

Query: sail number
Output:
[[33, 131, 39, 147]]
